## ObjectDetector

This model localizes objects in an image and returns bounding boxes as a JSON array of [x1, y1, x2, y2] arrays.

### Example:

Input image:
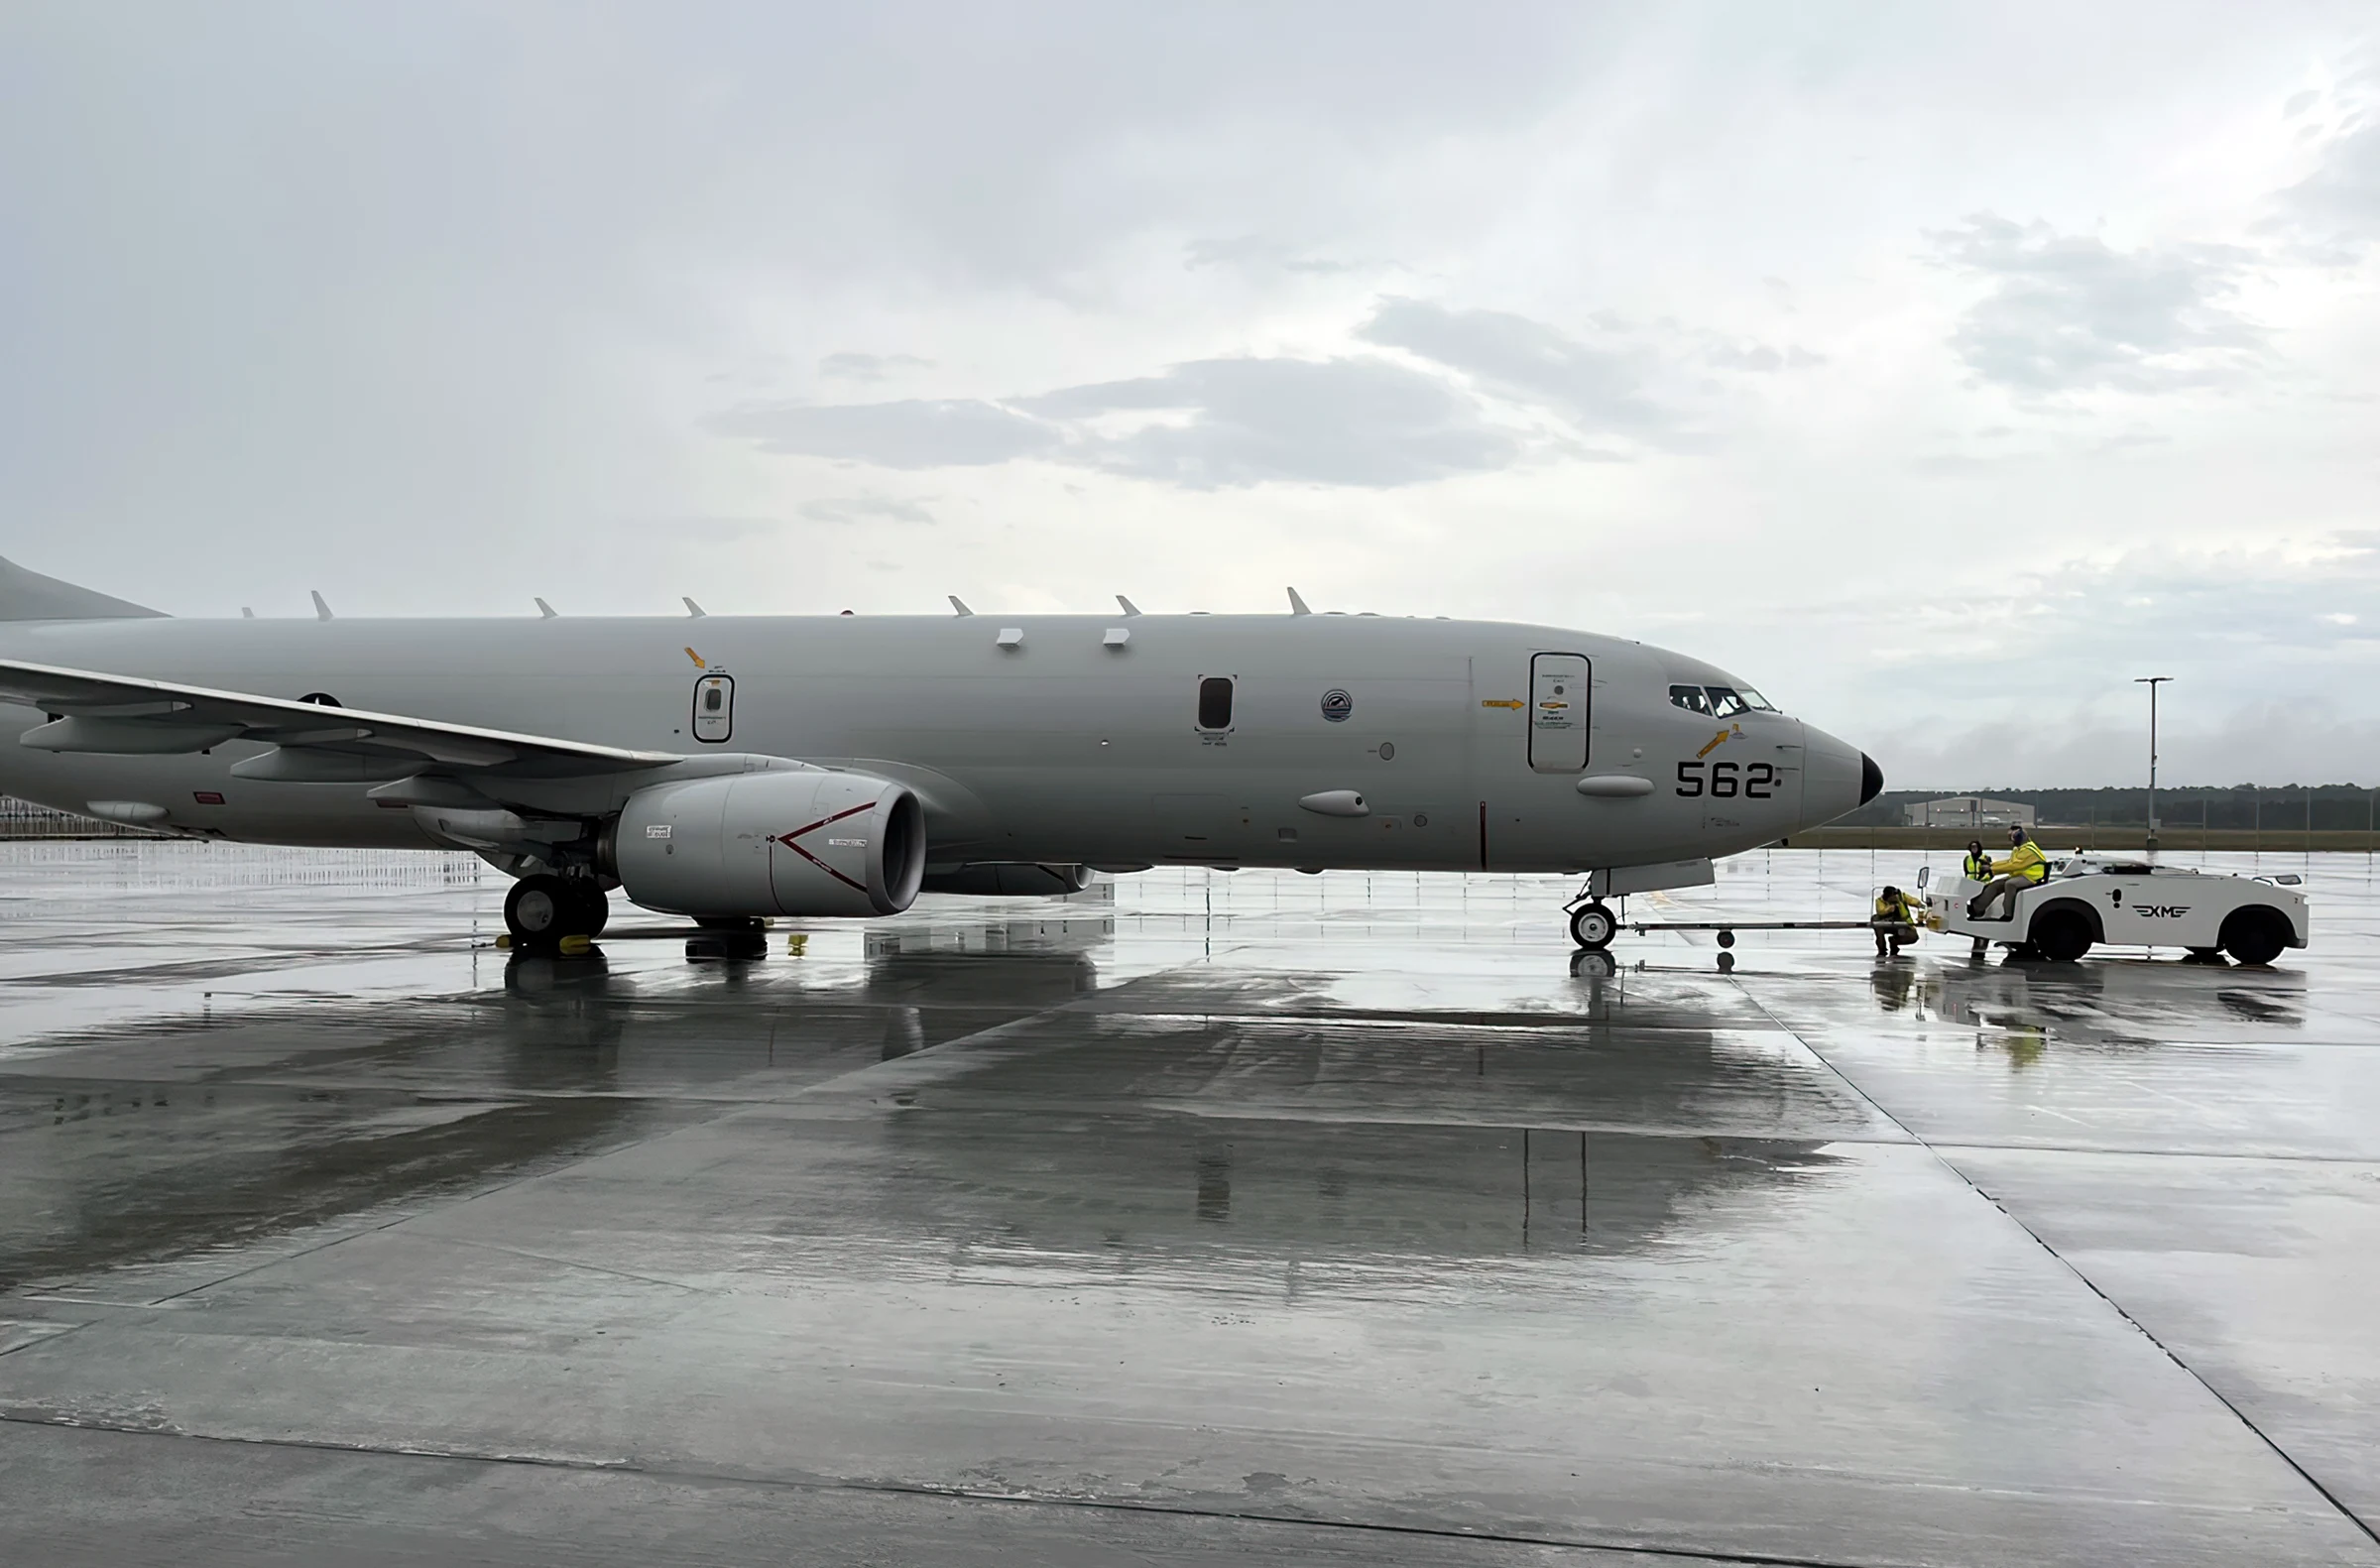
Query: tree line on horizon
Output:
[[1842, 784, 2379, 831]]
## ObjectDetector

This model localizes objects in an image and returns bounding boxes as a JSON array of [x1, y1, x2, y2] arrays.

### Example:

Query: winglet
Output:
[[949, 595, 974, 617], [311, 590, 334, 622], [682, 597, 706, 619], [535, 597, 557, 619], [1117, 594, 1141, 616], [1286, 586, 1311, 616]]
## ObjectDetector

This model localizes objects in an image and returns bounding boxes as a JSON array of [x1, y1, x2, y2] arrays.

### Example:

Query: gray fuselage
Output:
[[0, 612, 1875, 875]]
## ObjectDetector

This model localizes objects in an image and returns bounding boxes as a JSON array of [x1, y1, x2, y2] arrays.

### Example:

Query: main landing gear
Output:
[[502, 873, 610, 951]]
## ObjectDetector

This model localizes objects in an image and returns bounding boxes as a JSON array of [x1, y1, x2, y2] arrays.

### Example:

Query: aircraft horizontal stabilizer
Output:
[[0, 659, 679, 780], [0, 555, 164, 622]]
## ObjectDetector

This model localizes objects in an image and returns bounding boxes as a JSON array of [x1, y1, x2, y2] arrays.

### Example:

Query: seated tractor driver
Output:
[[1966, 825, 2048, 921], [1872, 885, 1922, 956]]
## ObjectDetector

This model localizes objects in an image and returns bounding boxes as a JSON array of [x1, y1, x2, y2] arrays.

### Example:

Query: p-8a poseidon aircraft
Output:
[[0, 556, 1880, 953]]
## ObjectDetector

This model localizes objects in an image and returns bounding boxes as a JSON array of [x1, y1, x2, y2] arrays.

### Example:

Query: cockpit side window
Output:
[[1707, 686, 1748, 718], [1737, 688, 1777, 712], [1668, 683, 1714, 716]]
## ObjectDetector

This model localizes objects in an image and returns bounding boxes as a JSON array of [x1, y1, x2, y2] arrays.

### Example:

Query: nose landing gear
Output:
[[1568, 901, 1617, 951]]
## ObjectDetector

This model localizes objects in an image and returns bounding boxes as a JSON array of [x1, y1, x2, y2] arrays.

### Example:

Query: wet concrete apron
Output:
[[1, 842, 2375, 1565]]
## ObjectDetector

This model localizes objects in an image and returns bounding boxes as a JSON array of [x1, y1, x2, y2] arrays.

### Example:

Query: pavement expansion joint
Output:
[[1726, 970, 2380, 1553], [0, 1407, 1883, 1568]]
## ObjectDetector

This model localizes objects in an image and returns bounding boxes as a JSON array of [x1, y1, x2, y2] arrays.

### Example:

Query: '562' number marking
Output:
[[1676, 761, 1775, 798]]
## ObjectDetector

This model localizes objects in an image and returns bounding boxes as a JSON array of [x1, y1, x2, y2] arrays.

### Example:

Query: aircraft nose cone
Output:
[[1860, 753, 1883, 805]]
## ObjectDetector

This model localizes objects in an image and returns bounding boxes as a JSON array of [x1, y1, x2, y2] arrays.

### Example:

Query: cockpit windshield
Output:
[[1672, 683, 1779, 716]]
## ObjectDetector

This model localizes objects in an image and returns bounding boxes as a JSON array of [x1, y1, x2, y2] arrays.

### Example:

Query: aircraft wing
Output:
[[0, 658, 680, 777]]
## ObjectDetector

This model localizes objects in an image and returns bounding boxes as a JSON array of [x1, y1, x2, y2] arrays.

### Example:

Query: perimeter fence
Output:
[[0, 796, 159, 840]]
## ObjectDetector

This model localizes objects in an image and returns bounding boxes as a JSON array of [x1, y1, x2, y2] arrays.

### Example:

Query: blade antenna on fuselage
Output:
[[310, 591, 334, 621], [949, 596, 974, 616], [535, 597, 557, 619], [1286, 586, 1312, 615], [683, 597, 706, 618], [1117, 595, 1141, 616]]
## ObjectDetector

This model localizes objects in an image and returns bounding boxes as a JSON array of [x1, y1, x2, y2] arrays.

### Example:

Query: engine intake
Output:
[[611, 768, 925, 918]]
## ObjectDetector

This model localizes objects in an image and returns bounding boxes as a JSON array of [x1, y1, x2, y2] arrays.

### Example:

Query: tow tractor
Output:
[[1921, 855, 2309, 965]]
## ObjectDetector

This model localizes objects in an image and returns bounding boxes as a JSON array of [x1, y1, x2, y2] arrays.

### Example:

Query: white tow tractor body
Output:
[[1925, 856, 2310, 965]]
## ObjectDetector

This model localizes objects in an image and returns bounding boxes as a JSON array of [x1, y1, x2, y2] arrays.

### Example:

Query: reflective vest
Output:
[[1962, 852, 1992, 881], [1874, 892, 1919, 923], [1994, 839, 2049, 884]]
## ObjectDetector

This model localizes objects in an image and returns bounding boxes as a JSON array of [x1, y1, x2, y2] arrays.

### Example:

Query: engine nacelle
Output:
[[610, 768, 925, 918]]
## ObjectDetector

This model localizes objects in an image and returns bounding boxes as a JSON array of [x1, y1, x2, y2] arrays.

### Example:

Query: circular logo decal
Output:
[[1320, 688, 1353, 722]]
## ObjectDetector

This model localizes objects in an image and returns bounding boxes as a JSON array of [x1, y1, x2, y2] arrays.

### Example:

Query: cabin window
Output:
[[1669, 684, 1714, 716], [1197, 675, 1235, 731]]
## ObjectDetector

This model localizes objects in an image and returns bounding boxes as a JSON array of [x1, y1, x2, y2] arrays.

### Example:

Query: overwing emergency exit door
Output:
[[1528, 654, 1590, 772], [691, 674, 734, 743]]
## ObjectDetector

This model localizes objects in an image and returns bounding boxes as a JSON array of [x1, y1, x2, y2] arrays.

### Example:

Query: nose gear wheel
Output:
[[1568, 901, 1616, 950]]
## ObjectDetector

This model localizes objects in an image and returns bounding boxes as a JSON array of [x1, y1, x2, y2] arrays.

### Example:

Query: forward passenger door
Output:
[[1528, 654, 1590, 772]]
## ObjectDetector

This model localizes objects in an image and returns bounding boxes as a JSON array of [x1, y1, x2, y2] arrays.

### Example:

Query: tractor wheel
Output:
[[2030, 908, 2093, 963], [2220, 906, 2290, 967]]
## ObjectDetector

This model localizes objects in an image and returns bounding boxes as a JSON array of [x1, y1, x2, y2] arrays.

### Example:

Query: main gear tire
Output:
[[569, 882, 611, 938], [505, 874, 572, 948], [1568, 902, 1616, 951]]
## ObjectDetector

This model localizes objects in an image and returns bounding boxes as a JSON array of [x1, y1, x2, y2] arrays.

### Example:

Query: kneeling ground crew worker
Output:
[[1872, 885, 1922, 956], [1967, 824, 2048, 921]]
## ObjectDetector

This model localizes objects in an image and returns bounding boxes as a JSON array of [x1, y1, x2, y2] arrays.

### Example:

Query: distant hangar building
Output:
[[1904, 794, 2037, 829]]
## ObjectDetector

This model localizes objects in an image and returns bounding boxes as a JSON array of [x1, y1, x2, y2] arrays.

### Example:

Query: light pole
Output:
[[2136, 676, 2173, 851]]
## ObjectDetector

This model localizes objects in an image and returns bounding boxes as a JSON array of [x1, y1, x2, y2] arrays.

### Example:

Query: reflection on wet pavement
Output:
[[1, 842, 2377, 1565]]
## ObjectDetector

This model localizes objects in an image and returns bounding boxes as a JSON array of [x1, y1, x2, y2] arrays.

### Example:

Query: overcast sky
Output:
[[4, 3, 2376, 786]]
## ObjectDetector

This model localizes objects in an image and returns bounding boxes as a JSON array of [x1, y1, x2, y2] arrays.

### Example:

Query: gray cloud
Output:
[[818, 352, 936, 381], [1704, 342, 1827, 373], [617, 514, 783, 543], [1928, 214, 2263, 394], [2277, 117, 2380, 256], [1358, 299, 1669, 430], [704, 399, 1059, 467], [715, 354, 1520, 489], [1182, 236, 1361, 276], [797, 493, 937, 524], [1026, 355, 1518, 488]]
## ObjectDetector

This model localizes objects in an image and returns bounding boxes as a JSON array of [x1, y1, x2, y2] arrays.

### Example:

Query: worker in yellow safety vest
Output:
[[1967, 824, 2048, 921], [1872, 885, 1922, 956], [1962, 840, 1995, 956]]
